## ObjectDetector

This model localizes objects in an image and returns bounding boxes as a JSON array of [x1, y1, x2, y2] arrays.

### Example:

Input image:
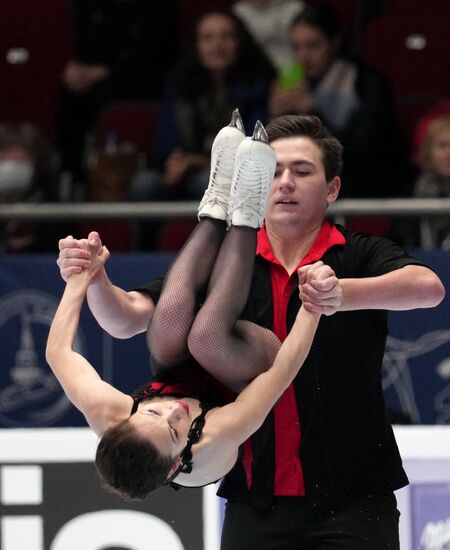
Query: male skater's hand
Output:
[[57, 231, 108, 283], [298, 261, 343, 316]]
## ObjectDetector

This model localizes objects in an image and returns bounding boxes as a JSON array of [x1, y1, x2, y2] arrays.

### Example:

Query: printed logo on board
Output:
[[0, 290, 84, 427], [420, 516, 450, 550], [383, 331, 450, 423], [434, 358, 450, 424], [0, 455, 205, 550]]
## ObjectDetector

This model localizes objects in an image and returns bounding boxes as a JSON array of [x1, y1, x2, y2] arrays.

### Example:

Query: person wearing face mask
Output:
[[0, 123, 62, 252]]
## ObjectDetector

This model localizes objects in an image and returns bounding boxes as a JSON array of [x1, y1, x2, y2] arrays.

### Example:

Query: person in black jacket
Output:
[[56, 0, 178, 184], [56, 114, 445, 549], [269, 2, 408, 198]]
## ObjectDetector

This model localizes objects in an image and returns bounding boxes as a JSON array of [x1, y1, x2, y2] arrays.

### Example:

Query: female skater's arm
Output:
[[204, 266, 338, 453], [46, 242, 131, 434], [176, 304, 321, 487], [210, 303, 321, 448]]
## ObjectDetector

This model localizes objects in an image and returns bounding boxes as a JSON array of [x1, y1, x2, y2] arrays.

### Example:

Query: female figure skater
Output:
[[46, 111, 333, 500]]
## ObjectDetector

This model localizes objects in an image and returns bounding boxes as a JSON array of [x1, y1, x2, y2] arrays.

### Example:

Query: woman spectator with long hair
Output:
[[129, 8, 276, 201]]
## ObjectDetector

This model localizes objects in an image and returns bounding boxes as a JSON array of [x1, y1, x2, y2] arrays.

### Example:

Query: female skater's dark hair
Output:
[[95, 419, 175, 500]]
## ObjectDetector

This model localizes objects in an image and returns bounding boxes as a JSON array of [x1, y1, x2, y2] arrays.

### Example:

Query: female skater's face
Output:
[[129, 399, 192, 458], [196, 14, 239, 73]]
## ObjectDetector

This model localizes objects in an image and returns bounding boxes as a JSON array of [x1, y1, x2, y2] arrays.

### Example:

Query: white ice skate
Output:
[[198, 109, 245, 221], [227, 121, 276, 229]]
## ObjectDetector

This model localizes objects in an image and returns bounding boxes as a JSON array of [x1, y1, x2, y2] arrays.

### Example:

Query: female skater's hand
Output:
[[298, 261, 343, 316], [82, 233, 110, 281], [57, 232, 108, 282]]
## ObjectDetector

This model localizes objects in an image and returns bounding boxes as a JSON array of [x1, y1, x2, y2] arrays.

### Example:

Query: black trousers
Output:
[[221, 493, 400, 550]]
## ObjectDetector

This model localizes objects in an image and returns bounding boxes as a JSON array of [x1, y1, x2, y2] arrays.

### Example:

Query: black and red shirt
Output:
[[218, 222, 425, 509], [140, 222, 426, 510]]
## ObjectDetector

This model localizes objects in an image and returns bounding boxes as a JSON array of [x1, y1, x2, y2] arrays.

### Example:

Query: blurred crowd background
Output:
[[1, 0, 450, 253]]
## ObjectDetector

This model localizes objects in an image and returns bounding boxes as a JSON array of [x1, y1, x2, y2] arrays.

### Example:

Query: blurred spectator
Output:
[[412, 100, 450, 156], [72, 133, 148, 252], [0, 123, 64, 252], [57, 0, 178, 189], [129, 8, 276, 202], [413, 114, 450, 249], [87, 137, 145, 202], [232, 0, 304, 74], [269, 2, 407, 198]]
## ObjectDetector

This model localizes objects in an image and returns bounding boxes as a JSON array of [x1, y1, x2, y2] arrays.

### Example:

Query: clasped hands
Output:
[[57, 232, 109, 283], [298, 261, 343, 316], [57, 234, 343, 316]]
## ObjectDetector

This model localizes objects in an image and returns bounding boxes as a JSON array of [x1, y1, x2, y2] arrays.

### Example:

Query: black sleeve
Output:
[[346, 230, 429, 278], [133, 273, 165, 305]]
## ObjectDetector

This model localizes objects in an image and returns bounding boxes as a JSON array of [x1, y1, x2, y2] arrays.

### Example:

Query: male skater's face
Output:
[[265, 137, 340, 231]]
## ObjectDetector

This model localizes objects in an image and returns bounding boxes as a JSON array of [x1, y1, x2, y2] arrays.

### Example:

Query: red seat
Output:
[[78, 220, 135, 252], [0, 0, 74, 139], [362, 0, 450, 137], [94, 101, 160, 154], [85, 102, 161, 251], [158, 220, 197, 252]]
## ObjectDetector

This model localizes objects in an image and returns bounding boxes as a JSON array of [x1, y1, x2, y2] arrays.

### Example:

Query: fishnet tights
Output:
[[147, 220, 281, 393]]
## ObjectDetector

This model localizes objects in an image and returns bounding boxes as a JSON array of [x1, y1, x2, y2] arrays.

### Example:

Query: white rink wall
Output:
[[0, 427, 449, 550]]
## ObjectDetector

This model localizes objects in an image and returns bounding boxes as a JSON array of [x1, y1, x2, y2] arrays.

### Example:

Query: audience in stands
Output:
[[269, 2, 408, 199], [75, 135, 146, 252], [2, 0, 450, 252], [0, 123, 66, 252], [128, 8, 276, 202], [413, 113, 450, 249], [56, 0, 178, 190], [232, 0, 304, 74]]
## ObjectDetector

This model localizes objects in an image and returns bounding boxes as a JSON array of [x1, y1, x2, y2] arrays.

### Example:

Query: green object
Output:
[[277, 62, 305, 90]]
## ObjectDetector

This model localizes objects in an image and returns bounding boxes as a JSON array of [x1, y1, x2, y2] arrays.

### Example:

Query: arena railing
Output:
[[1, 198, 449, 249]]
